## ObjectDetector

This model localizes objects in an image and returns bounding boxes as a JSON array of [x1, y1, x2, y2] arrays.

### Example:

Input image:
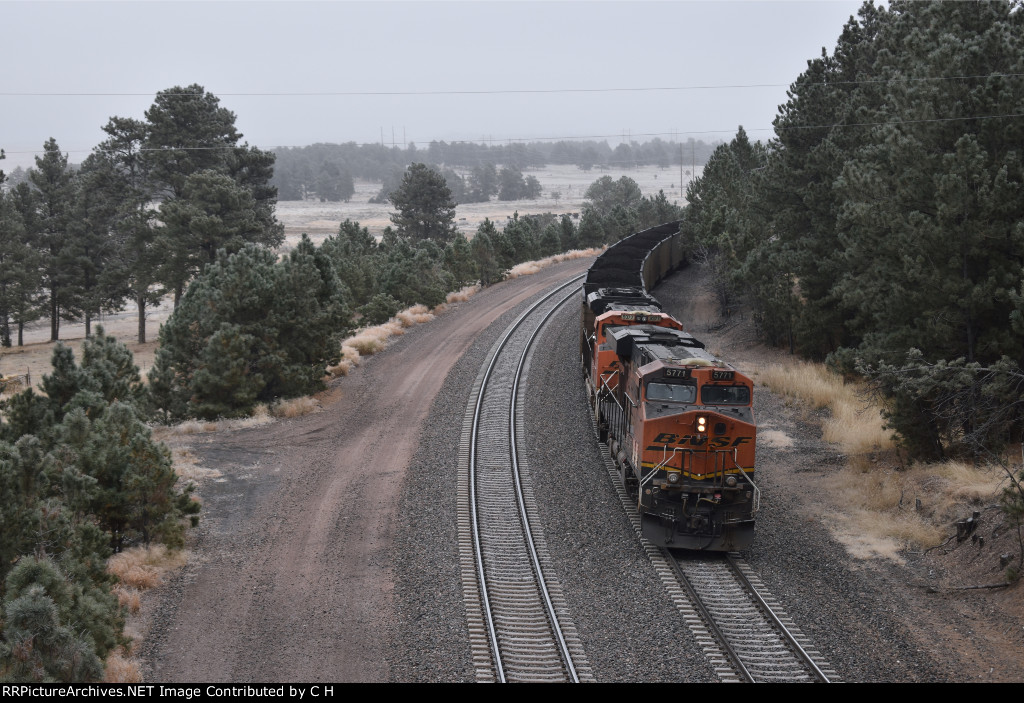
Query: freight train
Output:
[[581, 222, 758, 550]]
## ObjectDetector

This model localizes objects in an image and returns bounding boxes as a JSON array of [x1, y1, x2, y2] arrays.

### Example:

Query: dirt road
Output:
[[140, 258, 593, 682]]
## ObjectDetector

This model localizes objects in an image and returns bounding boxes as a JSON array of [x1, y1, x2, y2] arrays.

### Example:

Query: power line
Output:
[[4, 112, 1023, 159], [3, 73, 1023, 98]]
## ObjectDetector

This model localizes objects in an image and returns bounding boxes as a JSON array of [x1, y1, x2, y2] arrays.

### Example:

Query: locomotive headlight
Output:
[[667, 471, 680, 484], [696, 415, 707, 433], [725, 475, 738, 488]]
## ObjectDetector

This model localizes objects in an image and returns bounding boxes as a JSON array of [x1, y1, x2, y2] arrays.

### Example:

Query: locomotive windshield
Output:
[[701, 385, 751, 405], [646, 382, 697, 404]]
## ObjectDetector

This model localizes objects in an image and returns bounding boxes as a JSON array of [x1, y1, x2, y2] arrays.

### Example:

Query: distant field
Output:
[[1, 163, 700, 386], [276, 162, 700, 248]]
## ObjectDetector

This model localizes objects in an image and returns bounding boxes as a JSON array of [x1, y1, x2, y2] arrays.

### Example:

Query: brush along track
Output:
[[458, 276, 594, 683], [589, 415, 836, 682]]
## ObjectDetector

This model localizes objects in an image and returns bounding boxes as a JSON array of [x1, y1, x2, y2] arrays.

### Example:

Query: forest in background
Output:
[[268, 136, 717, 203]]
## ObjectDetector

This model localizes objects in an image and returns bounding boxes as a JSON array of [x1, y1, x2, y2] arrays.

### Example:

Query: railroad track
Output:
[[457, 276, 594, 683], [591, 420, 837, 683], [666, 551, 837, 682]]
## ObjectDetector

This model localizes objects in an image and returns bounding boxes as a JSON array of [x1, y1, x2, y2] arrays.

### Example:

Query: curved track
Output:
[[458, 276, 594, 683]]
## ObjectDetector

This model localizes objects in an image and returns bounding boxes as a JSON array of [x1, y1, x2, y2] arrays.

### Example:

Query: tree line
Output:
[[0, 84, 282, 347], [270, 136, 717, 203], [683, 1, 1024, 466]]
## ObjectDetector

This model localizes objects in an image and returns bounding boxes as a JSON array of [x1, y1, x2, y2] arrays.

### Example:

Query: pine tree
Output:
[[389, 163, 459, 243], [29, 139, 81, 341], [138, 84, 283, 304], [0, 190, 39, 347], [149, 242, 349, 420]]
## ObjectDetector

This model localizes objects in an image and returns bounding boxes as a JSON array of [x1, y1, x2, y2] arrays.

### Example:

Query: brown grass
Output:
[[505, 247, 603, 279], [271, 396, 319, 418], [395, 303, 434, 327], [108, 544, 188, 590], [445, 284, 480, 304], [103, 647, 143, 683], [167, 446, 222, 482], [105, 544, 190, 681], [755, 358, 1006, 556], [112, 584, 142, 614], [757, 360, 894, 455]]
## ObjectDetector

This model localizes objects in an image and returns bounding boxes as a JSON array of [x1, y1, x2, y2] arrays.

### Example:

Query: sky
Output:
[[1, 0, 868, 170]]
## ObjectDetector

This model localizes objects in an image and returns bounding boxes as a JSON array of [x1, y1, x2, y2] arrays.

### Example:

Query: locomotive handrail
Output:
[[653, 446, 681, 474], [743, 471, 761, 515]]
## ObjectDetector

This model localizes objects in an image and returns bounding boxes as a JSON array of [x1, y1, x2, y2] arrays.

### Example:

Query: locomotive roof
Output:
[[606, 325, 716, 365], [586, 287, 662, 315]]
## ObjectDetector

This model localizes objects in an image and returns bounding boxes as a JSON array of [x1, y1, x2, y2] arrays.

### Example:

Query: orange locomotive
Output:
[[581, 224, 758, 550]]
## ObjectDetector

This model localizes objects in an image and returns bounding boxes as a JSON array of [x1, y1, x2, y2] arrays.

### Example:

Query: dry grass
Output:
[[168, 446, 222, 482], [271, 396, 319, 418], [112, 584, 142, 614], [108, 545, 188, 590], [156, 404, 275, 437], [103, 647, 143, 683], [105, 545, 189, 680], [446, 284, 480, 304], [756, 358, 1007, 556], [395, 303, 434, 327], [757, 360, 894, 456], [505, 247, 603, 279], [333, 302, 441, 375]]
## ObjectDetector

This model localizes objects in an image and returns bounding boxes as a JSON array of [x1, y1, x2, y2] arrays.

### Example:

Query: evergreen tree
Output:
[[577, 209, 607, 249], [149, 242, 349, 420], [388, 163, 459, 243], [139, 84, 283, 304], [443, 234, 478, 288], [583, 175, 642, 217], [89, 117, 164, 344], [0, 558, 107, 682], [0, 189, 39, 347], [470, 231, 502, 286], [67, 156, 131, 338], [498, 166, 527, 201], [28, 139, 81, 341], [559, 214, 579, 251], [465, 163, 498, 202]]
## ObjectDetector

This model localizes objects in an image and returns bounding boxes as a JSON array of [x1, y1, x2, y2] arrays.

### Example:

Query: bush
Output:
[[149, 238, 350, 420]]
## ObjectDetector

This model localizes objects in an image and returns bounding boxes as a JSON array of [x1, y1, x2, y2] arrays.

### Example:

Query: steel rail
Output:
[[509, 285, 584, 683], [468, 274, 584, 683], [664, 551, 756, 682], [725, 553, 832, 683]]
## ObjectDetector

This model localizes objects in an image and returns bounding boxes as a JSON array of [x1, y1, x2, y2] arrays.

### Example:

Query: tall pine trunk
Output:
[[137, 292, 147, 344], [50, 292, 59, 341]]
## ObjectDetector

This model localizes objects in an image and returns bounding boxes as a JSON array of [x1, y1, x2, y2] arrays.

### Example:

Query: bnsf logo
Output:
[[650, 432, 752, 448]]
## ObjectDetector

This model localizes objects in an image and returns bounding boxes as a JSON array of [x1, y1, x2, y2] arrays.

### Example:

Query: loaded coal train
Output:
[[580, 222, 758, 551]]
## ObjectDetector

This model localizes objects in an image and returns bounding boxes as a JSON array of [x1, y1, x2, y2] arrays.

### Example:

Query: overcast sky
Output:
[[1, 0, 868, 170]]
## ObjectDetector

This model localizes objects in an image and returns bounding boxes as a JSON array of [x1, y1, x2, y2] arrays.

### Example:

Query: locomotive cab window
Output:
[[700, 385, 751, 405], [646, 381, 697, 404]]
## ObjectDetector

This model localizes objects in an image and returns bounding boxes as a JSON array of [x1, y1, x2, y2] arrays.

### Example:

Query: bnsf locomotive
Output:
[[581, 223, 758, 550]]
